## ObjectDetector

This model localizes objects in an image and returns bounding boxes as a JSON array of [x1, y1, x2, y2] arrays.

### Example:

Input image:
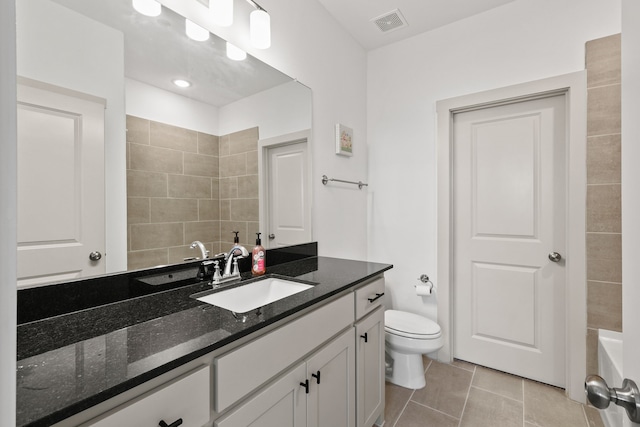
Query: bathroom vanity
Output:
[[16, 244, 392, 427]]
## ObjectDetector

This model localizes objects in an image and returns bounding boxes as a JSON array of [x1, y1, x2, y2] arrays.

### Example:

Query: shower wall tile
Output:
[[586, 184, 621, 233], [586, 232, 621, 261], [126, 116, 259, 270], [586, 34, 621, 88], [198, 132, 219, 156], [587, 134, 621, 184], [184, 152, 218, 178], [587, 281, 622, 331], [127, 197, 149, 224], [129, 143, 183, 174], [126, 116, 150, 145], [127, 170, 167, 198], [586, 328, 599, 380], [219, 153, 247, 177], [228, 127, 259, 155], [587, 84, 621, 137], [185, 221, 219, 244], [230, 199, 259, 222], [127, 249, 168, 271], [587, 258, 622, 284], [199, 199, 220, 221], [150, 121, 198, 153], [167, 175, 212, 199], [149, 198, 198, 223], [238, 175, 259, 198], [130, 222, 184, 250]]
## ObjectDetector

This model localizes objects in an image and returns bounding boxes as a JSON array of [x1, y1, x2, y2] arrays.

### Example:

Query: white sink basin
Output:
[[196, 277, 313, 313]]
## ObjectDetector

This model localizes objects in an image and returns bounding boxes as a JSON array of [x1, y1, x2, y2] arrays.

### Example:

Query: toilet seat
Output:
[[385, 310, 441, 339]]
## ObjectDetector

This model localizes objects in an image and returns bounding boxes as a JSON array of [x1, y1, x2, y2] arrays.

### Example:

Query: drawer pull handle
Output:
[[361, 332, 368, 343], [159, 419, 183, 427], [367, 293, 384, 303], [312, 370, 321, 384], [300, 379, 310, 394]]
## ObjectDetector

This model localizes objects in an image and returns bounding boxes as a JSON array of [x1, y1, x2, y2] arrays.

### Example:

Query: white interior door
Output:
[[266, 141, 311, 248], [452, 93, 567, 387], [17, 80, 105, 287], [622, 1, 640, 426]]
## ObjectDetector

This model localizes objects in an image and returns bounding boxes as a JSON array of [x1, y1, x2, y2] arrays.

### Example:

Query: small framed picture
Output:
[[335, 124, 353, 157]]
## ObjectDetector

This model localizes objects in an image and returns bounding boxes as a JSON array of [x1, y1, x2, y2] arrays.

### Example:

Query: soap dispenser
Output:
[[252, 232, 266, 276]]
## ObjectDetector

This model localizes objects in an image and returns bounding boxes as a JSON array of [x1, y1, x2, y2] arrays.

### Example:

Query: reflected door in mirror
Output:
[[17, 80, 106, 287]]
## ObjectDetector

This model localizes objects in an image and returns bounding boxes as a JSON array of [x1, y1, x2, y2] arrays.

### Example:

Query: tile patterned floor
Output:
[[384, 358, 606, 427]]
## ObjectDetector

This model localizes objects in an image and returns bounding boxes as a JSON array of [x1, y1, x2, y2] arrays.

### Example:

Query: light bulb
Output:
[[226, 42, 247, 61], [250, 9, 271, 49], [210, 0, 233, 27], [185, 19, 209, 42], [172, 79, 191, 88], [132, 0, 161, 17]]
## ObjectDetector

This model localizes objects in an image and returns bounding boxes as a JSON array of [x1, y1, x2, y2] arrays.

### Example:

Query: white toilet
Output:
[[385, 309, 443, 389]]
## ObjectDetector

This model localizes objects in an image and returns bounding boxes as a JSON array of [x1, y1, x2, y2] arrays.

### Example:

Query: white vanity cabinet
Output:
[[84, 365, 210, 427], [355, 307, 385, 427], [215, 328, 356, 427]]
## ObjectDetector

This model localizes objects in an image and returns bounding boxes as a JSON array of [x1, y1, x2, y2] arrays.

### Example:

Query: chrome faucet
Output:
[[189, 241, 209, 259], [223, 244, 249, 277]]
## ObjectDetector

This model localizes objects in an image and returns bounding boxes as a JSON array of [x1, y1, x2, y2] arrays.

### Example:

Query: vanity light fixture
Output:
[[172, 79, 192, 88], [249, 7, 271, 49], [210, 0, 233, 27], [132, 0, 161, 17], [226, 42, 247, 61], [185, 19, 210, 41]]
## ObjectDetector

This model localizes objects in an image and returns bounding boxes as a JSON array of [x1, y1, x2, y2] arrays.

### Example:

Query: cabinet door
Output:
[[356, 307, 385, 427], [215, 363, 307, 427], [306, 328, 356, 427]]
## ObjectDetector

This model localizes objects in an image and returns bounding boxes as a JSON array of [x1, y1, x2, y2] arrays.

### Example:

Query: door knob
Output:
[[585, 375, 640, 423], [548, 252, 562, 262], [89, 251, 102, 261], [268, 234, 275, 240]]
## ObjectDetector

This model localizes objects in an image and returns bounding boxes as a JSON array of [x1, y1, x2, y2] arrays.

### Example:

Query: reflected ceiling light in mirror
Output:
[[226, 42, 247, 61], [185, 19, 210, 41], [250, 8, 271, 49], [210, 0, 233, 27], [172, 79, 191, 88], [132, 0, 161, 17]]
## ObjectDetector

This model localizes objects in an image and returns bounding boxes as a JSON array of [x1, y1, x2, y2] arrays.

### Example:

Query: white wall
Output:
[[219, 80, 312, 140], [126, 78, 220, 135], [16, 0, 128, 273], [367, 0, 621, 319], [1, 0, 16, 424], [161, 0, 369, 260]]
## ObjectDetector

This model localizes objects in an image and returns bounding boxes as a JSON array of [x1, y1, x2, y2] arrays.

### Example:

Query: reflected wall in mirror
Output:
[[16, 0, 312, 285]]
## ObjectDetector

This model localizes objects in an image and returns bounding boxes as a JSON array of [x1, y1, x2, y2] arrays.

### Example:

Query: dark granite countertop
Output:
[[16, 254, 392, 427]]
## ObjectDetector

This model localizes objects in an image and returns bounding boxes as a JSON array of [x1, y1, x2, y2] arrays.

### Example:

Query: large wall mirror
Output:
[[16, 0, 312, 286]]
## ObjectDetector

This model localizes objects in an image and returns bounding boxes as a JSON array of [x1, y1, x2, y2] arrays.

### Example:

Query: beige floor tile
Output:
[[472, 366, 523, 401], [460, 387, 523, 427], [452, 358, 477, 372], [395, 401, 459, 427], [411, 360, 473, 418], [584, 405, 605, 427], [384, 382, 414, 426], [524, 380, 588, 427]]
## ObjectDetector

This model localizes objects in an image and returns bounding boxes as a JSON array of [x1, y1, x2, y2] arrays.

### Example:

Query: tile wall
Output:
[[126, 115, 259, 270], [585, 34, 622, 376]]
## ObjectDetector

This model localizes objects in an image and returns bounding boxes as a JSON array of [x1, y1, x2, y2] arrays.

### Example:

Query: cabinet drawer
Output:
[[215, 293, 354, 413], [354, 277, 385, 320], [87, 365, 210, 427]]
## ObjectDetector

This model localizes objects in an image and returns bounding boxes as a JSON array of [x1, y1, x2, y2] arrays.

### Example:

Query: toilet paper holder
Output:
[[415, 274, 434, 295]]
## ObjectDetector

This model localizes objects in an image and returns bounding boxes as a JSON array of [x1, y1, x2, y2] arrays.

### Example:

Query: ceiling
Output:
[[51, 0, 292, 107], [315, 0, 519, 50]]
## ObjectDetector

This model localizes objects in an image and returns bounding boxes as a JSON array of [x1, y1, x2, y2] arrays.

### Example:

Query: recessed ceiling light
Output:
[[132, 0, 161, 17], [173, 79, 191, 88]]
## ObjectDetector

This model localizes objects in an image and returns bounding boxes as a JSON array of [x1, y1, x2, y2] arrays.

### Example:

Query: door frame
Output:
[[436, 71, 587, 402], [258, 129, 313, 249]]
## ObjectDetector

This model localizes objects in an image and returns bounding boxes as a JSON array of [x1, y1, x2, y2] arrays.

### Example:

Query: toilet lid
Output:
[[385, 310, 441, 338]]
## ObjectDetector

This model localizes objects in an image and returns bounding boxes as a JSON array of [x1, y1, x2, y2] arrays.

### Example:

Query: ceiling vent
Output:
[[371, 9, 408, 33]]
